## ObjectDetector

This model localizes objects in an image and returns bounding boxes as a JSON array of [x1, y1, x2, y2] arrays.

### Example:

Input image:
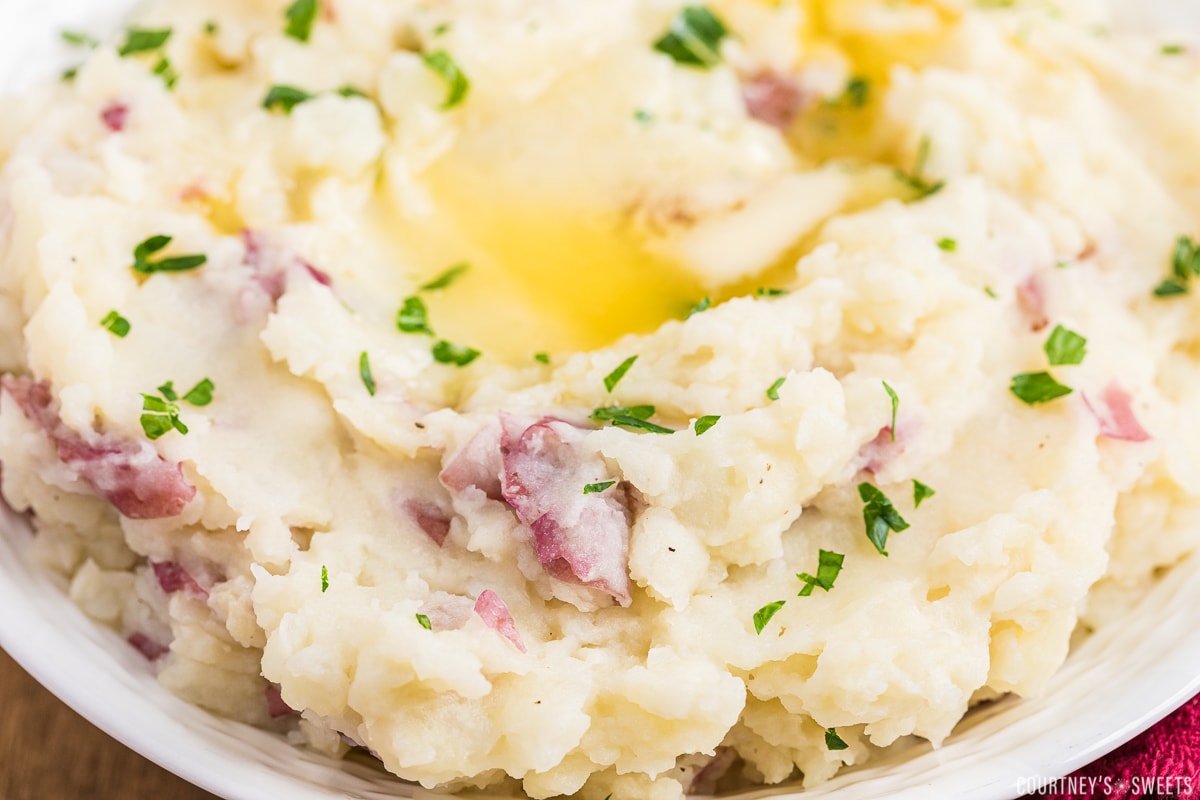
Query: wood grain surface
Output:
[[0, 647, 218, 800]]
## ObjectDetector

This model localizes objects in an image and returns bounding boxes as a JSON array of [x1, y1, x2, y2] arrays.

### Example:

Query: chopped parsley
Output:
[[604, 355, 638, 393], [1010, 371, 1072, 405], [118, 28, 172, 57], [420, 262, 469, 291], [1154, 279, 1188, 297], [61, 30, 98, 48], [132, 236, 206, 275], [181, 378, 214, 407], [633, 109, 654, 124], [422, 51, 470, 109], [687, 296, 712, 318], [100, 310, 131, 338], [152, 57, 179, 89], [797, 550, 844, 597], [826, 76, 870, 108], [203, 20, 220, 36], [653, 6, 729, 70], [1155, 235, 1200, 297], [359, 351, 376, 396], [883, 381, 899, 441], [913, 480, 936, 509], [336, 85, 369, 99], [140, 392, 188, 440], [583, 480, 617, 495], [534, 352, 551, 365], [263, 85, 315, 114], [694, 415, 720, 436], [937, 237, 958, 252], [157, 381, 178, 402], [1162, 44, 1187, 55], [396, 296, 433, 335], [320, 565, 329, 593], [752, 600, 785, 635], [825, 728, 849, 751], [1043, 324, 1087, 366], [766, 376, 786, 402], [431, 340, 480, 367], [858, 483, 909, 556], [415, 612, 432, 630], [431, 22, 452, 37], [591, 405, 673, 434], [756, 287, 789, 297], [284, 0, 319, 43], [61, 67, 80, 83], [983, 286, 998, 299]]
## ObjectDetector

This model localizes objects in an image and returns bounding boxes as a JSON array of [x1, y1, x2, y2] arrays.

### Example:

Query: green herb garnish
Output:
[[604, 356, 638, 393], [100, 311, 131, 338], [797, 550, 844, 597], [118, 28, 172, 57], [633, 109, 654, 123], [1155, 236, 1200, 297], [534, 352, 551, 365], [653, 6, 729, 70], [182, 378, 214, 407], [263, 85, 315, 114], [1043, 324, 1087, 366], [752, 600, 785, 635], [937, 238, 957, 252], [157, 381, 178, 402], [883, 381, 899, 440], [420, 262, 469, 291], [431, 340, 480, 367], [359, 352, 376, 396], [1154, 279, 1188, 297], [825, 728, 849, 751], [152, 57, 178, 89], [396, 296, 433, 335], [320, 565, 329, 592], [336, 85, 369, 99], [203, 20, 220, 36], [756, 287, 789, 297], [1010, 371, 1072, 405], [591, 404, 656, 422], [767, 376, 786, 401], [583, 480, 617, 495], [687, 297, 712, 318], [858, 483, 909, 556], [61, 30, 98, 48], [694, 415, 720, 435], [826, 76, 869, 108], [895, 135, 944, 199], [132, 236, 207, 275], [415, 612, 432, 630], [422, 51, 470, 109], [913, 480, 936, 509], [610, 416, 674, 435], [285, 0, 318, 42], [140, 393, 188, 440], [1163, 44, 1187, 55]]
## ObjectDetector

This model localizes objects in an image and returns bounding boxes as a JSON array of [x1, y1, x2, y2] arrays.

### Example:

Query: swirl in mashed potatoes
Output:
[[0, 0, 1197, 797]]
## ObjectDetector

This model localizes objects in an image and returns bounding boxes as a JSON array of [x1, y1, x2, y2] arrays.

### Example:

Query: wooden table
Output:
[[0, 648, 219, 800]]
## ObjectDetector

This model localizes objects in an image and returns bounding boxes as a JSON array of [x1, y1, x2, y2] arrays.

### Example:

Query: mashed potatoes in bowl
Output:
[[1, 0, 1199, 798]]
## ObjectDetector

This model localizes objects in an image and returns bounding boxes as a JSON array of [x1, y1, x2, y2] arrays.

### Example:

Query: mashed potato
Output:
[[0, 0, 1198, 797]]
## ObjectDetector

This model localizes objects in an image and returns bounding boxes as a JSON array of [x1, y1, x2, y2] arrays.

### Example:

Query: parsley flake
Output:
[[883, 381, 899, 441], [1163, 44, 1187, 55], [182, 378, 214, 407], [826, 76, 869, 108], [1043, 324, 1087, 366], [152, 57, 178, 89], [591, 405, 673, 434], [359, 351, 376, 396], [61, 30, 98, 48], [895, 136, 944, 199], [336, 85, 369, 99], [825, 728, 849, 751], [534, 352, 551, 365], [157, 381, 178, 402], [687, 296, 712, 318], [694, 415, 720, 436], [396, 296, 433, 335], [858, 483, 909, 556], [422, 51, 470, 109], [937, 238, 957, 252], [1154, 278, 1188, 297], [752, 600, 786, 635], [797, 550, 844, 597], [203, 21, 220, 36], [118, 28, 172, 57], [767, 376, 786, 401], [432, 340, 480, 367], [132, 236, 206, 275], [633, 109, 654, 123], [1010, 371, 1072, 405], [320, 565, 329, 593], [263, 85, 315, 114], [756, 287, 789, 297], [140, 393, 188, 440], [100, 311, 131, 338], [284, 0, 318, 43], [583, 480, 617, 495], [420, 262, 469, 291], [1156, 236, 1200, 297], [913, 480, 936, 509], [653, 6, 729, 70], [604, 356, 638, 393], [415, 612, 432, 630]]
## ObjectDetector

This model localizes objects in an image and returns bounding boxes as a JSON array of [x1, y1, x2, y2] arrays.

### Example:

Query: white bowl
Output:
[[1, 2, 1199, 799]]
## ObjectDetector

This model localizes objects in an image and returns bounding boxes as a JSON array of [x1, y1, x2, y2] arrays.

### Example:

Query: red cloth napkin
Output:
[[1035, 694, 1200, 799]]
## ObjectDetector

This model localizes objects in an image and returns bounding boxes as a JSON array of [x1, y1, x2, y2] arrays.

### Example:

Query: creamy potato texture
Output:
[[0, 0, 1198, 797]]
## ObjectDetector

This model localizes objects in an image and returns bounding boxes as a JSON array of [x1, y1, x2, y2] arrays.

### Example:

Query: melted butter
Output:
[[379, 162, 707, 364]]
